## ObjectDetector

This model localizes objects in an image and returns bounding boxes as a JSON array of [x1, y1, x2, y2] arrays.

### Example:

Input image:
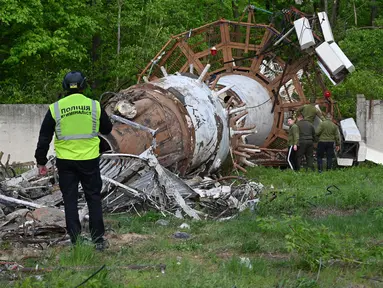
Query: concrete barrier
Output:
[[1, 97, 381, 165], [0, 104, 54, 164], [356, 95, 383, 164]]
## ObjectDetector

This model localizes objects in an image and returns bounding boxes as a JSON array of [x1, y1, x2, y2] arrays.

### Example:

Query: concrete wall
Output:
[[0, 104, 54, 163], [2, 98, 381, 164], [356, 95, 383, 162]]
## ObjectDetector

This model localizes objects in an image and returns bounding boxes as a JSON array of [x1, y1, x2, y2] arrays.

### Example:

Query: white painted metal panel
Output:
[[294, 17, 316, 50], [357, 141, 367, 162], [315, 42, 344, 75], [336, 157, 353, 166], [315, 42, 345, 75], [340, 118, 362, 142], [317, 12, 334, 43], [329, 42, 355, 73], [317, 61, 337, 85], [366, 146, 383, 164]]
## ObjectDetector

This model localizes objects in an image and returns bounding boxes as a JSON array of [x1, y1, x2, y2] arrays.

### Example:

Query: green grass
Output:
[[4, 164, 383, 287]]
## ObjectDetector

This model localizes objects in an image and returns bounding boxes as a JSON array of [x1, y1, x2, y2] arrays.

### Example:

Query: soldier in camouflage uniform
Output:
[[297, 98, 325, 124], [316, 113, 341, 172], [296, 114, 316, 171]]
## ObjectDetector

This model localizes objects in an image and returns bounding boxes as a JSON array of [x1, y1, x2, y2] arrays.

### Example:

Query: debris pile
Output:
[[0, 148, 262, 245], [0, 152, 16, 181]]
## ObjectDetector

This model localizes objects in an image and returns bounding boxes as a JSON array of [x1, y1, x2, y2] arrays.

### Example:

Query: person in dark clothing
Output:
[[296, 114, 316, 171], [287, 116, 299, 170], [316, 113, 340, 172], [35, 71, 113, 251]]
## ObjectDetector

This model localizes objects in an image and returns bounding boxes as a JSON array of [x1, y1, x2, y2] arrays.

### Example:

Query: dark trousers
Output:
[[297, 140, 314, 171], [287, 146, 298, 170], [317, 141, 335, 171], [56, 158, 104, 244]]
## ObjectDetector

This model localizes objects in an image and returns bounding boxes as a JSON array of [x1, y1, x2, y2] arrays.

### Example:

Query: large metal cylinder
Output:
[[217, 74, 274, 145], [152, 75, 229, 173], [100, 75, 229, 175]]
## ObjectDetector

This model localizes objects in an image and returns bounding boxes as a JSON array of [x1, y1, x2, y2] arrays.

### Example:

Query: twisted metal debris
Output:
[[0, 148, 262, 246]]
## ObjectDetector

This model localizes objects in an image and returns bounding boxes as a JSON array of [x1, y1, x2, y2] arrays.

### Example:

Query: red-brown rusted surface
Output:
[[101, 84, 194, 175]]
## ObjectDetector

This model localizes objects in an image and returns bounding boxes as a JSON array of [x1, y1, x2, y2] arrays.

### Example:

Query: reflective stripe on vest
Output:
[[53, 100, 98, 140]]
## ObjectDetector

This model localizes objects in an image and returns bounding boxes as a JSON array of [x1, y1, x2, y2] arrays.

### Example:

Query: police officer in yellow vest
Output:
[[34, 71, 113, 250]]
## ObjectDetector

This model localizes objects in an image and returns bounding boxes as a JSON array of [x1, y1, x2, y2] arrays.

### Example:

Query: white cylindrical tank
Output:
[[217, 74, 274, 145], [153, 75, 229, 171]]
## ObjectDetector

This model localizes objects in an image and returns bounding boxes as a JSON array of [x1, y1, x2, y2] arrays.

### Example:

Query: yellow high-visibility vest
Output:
[[49, 94, 101, 160]]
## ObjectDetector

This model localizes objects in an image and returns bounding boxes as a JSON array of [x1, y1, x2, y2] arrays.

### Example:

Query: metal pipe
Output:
[[273, 26, 295, 46], [0, 194, 45, 209], [213, 84, 235, 98], [197, 64, 211, 83], [160, 66, 168, 77], [111, 114, 158, 148], [101, 175, 143, 199]]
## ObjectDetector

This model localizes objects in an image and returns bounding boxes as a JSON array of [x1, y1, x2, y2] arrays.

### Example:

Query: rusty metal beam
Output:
[[138, 38, 174, 82], [178, 40, 205, 74], [220, 22, 234, 72]]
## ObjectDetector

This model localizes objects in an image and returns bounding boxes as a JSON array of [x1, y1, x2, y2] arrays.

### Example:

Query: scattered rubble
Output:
[[179, 223, 190, 230], [0, 152, 16, 181], [156, 219, 170, 226], [0, 148, 262, 248], [173, 232, 191, 239], [239, 257, 253, 269]]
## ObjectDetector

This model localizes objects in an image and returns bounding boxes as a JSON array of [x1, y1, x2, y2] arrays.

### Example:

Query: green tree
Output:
[[332, 20, 383, 118], [0, 0, 381, 112], [0, 0, 99, 103]]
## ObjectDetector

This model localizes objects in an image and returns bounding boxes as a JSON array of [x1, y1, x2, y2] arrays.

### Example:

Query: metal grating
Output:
[[268, 137, 288, 150]]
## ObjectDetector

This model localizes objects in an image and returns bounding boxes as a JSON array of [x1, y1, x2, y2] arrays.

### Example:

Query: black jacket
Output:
[[35, 102, 113, 166]]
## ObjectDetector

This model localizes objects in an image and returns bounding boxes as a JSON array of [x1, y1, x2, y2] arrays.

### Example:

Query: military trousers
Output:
[[317, 141, 335, 171], [297, 140, 314, 171]]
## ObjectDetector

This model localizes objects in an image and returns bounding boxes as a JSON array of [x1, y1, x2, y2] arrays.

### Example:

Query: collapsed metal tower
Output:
[[100, 6, 353, 175]]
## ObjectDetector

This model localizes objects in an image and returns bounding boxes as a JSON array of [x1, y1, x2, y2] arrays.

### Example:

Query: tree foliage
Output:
[[333, 16, 383, 117], [0, 0, 382, 118], [0, 0, 99, 102]]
